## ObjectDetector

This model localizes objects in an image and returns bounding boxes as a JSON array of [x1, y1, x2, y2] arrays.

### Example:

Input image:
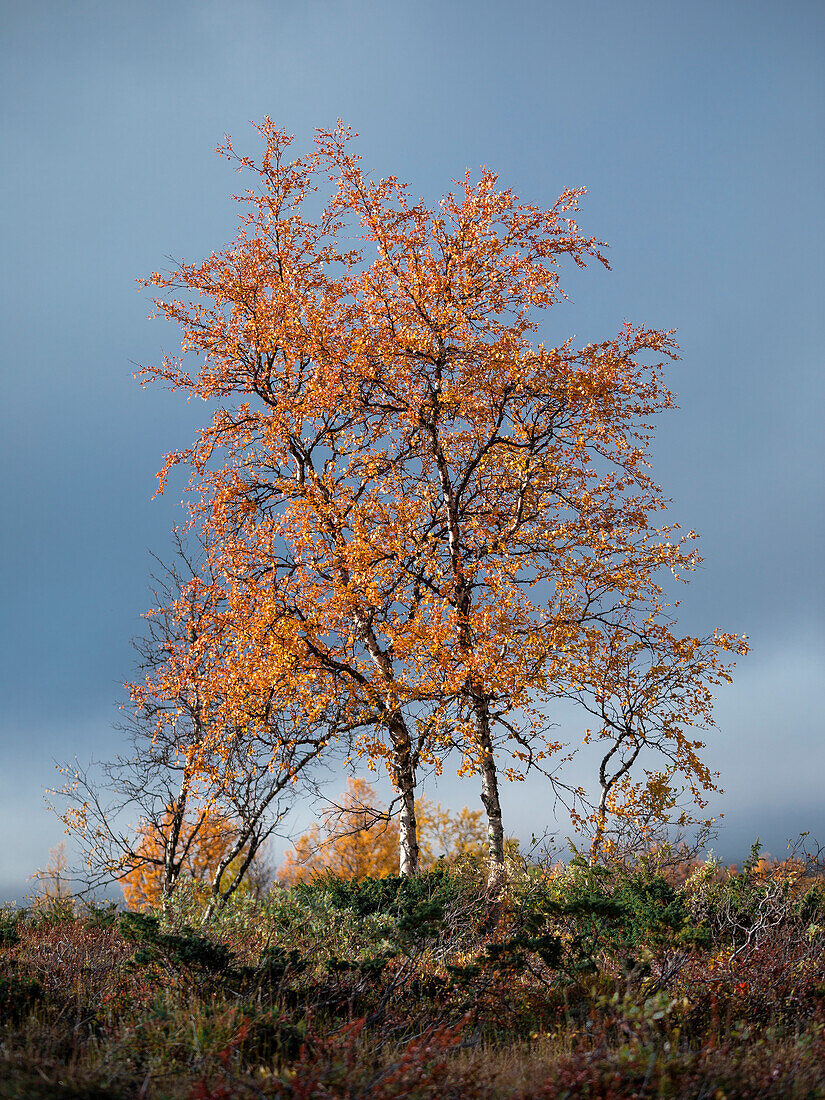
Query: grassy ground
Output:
[[2, 852, 825, 1098]]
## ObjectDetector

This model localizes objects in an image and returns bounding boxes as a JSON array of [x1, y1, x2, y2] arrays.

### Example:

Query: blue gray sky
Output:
[[1, 0, 823, 899]]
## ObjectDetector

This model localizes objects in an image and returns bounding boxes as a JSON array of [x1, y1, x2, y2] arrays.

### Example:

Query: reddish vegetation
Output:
[[2, 847, 825, 1097]]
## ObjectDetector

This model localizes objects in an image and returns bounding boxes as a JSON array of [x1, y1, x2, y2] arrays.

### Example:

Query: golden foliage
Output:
[[278, 778, 488, 884], [121, 805, 241, 911]]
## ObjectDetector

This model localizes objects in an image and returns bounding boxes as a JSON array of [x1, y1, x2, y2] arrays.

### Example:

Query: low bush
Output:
[[0, 907, 22, 948], [119, 911, 233, 974]]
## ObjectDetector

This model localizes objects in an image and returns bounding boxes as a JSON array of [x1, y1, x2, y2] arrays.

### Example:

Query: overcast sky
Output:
[[1, 0, 823, 900]]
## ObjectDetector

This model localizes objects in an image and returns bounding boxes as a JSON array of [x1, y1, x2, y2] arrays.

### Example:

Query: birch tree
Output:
[[139, 121, 743, 880]]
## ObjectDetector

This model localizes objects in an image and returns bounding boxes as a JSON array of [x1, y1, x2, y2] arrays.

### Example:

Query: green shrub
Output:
[[295, 866, 471, 920], [0, 969, 42, 1023], [256, 944, 310, 982], [28, 895, 76, 927], [0, 908, 22, 949], [119, 912, 233, 974], [498, 857, 709, 985], [798, 882, 825, 924], [81, 901, 120, 930]]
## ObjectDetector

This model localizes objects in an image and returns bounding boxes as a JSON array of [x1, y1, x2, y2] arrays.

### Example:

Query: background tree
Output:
[[417, 802, 492, 869], [277, 777, 491, 884], [119, 803, 268, 911], [29, 842, 72, 905], [278, 778, 399, 883]]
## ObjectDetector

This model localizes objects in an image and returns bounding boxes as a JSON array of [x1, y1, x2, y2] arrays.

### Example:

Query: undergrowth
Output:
[[2, 848, 825, 1097]]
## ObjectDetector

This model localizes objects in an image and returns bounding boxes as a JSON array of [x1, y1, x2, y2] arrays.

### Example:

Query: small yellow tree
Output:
[[278, 778, 490, 884], [417, 803, 490, 869], [121, 805, 263, 911], [30, 842, 72, 905]]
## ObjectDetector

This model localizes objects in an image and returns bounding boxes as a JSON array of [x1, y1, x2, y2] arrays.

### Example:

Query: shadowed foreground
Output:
[[2, 852, 825, 1098]]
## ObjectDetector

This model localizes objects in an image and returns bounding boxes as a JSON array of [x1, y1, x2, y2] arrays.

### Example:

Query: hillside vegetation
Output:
[[2, 847, 825, 1098]]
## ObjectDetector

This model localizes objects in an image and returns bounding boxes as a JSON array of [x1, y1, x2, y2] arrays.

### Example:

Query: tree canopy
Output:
[[134, 121, 745, 882]]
